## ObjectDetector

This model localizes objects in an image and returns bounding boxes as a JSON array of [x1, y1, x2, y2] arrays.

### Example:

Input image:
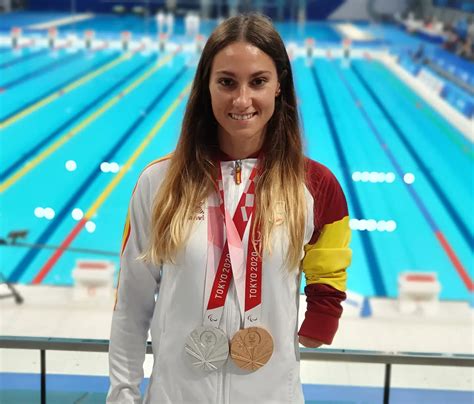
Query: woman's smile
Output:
[[228, 111, 258, 121]]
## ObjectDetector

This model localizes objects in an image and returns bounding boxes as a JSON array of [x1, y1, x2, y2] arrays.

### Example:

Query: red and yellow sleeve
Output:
[[298, 159, 352, 345]]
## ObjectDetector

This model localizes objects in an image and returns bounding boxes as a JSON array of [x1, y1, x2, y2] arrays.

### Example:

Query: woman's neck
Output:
[[218, 131, 264, 160]]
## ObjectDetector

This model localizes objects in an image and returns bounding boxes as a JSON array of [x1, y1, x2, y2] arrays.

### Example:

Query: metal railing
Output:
[[1, 335, 473, 404]]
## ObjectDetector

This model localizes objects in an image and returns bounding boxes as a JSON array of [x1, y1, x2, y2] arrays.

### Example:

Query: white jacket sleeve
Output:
[[107, 170, 160, 403]]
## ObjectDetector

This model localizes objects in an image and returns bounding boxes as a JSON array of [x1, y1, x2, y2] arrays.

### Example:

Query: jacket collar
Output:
[[215, 149, 261, 162]]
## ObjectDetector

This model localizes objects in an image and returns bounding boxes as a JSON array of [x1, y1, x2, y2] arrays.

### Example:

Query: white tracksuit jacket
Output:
[[107, 155, 351, 404]]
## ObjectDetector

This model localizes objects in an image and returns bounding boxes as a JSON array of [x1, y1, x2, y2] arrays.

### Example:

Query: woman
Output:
[[108, 13, 351, 404]]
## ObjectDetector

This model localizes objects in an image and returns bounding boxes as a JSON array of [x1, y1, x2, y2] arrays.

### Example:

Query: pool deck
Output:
[[1, 283, 472, 392]]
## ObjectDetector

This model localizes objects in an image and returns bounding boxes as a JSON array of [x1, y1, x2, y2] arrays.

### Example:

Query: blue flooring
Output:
[[1, 373, 472, 403]]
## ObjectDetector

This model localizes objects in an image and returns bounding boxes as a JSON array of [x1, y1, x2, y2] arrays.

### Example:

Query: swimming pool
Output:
[[1, 14, 472, 301]]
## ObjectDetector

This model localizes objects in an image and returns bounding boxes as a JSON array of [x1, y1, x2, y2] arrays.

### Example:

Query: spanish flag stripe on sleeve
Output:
[[121, 214, 131, 256], [298, 158, 352, 345], [303, 216, 351, 291]]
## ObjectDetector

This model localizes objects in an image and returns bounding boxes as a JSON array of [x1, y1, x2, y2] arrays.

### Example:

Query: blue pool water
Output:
[[0, 13, 472, 301]]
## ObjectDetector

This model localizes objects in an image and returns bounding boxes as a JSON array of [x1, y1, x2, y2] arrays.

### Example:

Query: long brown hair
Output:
[[146, 13, 306, 269]]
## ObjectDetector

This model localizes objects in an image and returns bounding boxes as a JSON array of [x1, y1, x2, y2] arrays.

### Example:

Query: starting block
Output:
[[342, 38, 352, 59], [48, 27, 57, 49], [305, 37, 315, 59], [195, 34, 204, 53], [11, 27, 21, 49], [121, 31, 131, 51], [84, 30, 94, 50], [158, 33, 167, 52], [398, 271, 441, 315], [72, 260, 115, 300]]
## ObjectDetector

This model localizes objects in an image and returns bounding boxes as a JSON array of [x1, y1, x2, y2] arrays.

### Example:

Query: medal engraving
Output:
[[184, 326, 229, 371], [230, 327, 273, 372]]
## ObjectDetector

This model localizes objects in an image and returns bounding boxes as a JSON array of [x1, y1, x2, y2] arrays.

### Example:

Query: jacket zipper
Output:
[[234, 160, 242, 185], [220, 160, 248, 404], [223, 160, 242, 404]]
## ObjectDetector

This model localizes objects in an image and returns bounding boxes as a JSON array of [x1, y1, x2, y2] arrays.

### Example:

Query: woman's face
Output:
[[209, 41, 280, 151]]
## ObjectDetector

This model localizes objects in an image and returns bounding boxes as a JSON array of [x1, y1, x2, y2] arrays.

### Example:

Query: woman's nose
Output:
[[232, 86, 252, 109]]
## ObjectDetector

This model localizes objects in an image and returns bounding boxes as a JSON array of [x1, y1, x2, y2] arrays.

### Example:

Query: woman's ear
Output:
[[275, 82, 281, 97]]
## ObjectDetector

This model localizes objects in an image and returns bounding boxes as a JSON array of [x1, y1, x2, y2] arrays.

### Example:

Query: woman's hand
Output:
[[298, 335, 324, 348]]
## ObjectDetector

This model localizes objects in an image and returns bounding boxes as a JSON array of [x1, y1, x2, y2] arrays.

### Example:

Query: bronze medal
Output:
[[230, 326, 273, 372]]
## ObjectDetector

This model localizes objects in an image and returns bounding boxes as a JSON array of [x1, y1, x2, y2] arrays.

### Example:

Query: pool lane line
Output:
[[0, 50, 83, 90], [369, 60, 474, 161], [337, 64, 473, 292], [19, 70, 190, 284], [0, 51, 177, 193], [310, 64, 387, 297], [350, 64, 474, 253], [14, 39, 37, 50], [1, 55, 157, 182], [0, 51, 132, 128], [52, 40, 75, 51], [0, 48, 48, 69]]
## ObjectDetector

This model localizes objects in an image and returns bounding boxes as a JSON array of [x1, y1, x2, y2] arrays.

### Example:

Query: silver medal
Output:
[[184, 326, 229, 371]]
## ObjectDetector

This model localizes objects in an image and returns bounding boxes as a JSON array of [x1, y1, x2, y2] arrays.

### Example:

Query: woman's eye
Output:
[[218, 78, 234, 87], [252, 77, 268, 86], [217, 77, 268, 88]]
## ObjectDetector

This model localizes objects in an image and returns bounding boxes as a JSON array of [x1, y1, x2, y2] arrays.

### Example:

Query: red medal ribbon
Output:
[[206, 162, 262, 317], [245, 221, 262, 313]]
